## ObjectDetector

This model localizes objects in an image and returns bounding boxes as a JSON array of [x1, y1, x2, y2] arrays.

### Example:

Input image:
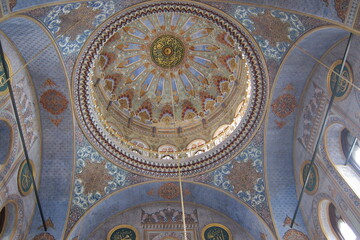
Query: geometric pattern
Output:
[[92, 8, 250, 152], [74, 1, 268, 177], [271, 93, 297, 119]]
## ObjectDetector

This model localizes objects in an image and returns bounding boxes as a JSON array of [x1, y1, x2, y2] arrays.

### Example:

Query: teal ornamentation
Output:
[[108, 226, 137, 240], [328, 61, 352, 99], [202, 224, 231, 240], [18, 160, 34, 196], [302, 162, 318, 194]]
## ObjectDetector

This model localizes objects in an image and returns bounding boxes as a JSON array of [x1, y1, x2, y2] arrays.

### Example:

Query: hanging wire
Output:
[[294, 43, 360, 92], [167, 50, 188, 240]]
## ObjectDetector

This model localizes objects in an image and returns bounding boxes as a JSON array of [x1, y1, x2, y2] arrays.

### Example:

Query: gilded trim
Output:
[[201, 223, 233, 240], [107, 225, 139, 240], [66, 180, 276, 240], [299, 160, 319, 195], [17, 159, 35, 196], [326, 60, 353, 101]]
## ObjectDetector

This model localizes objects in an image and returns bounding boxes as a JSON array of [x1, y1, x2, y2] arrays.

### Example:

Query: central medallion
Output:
[[151, 35, 185, 68]]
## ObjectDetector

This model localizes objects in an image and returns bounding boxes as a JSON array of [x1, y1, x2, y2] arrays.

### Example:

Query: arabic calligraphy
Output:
[[109, 227, 137, 240], [328, 60, 352, 100], [203, 225, 231, 240], [18, 160, 35, 196]]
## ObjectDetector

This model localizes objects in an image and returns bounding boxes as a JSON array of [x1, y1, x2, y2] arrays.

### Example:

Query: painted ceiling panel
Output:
[[9, 0, 354, 24], [0, 1, 358, 240]]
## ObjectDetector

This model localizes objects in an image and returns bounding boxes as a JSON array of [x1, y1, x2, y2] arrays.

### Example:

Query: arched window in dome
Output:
[[158, 144, 177, 153], [213, 124, 231, 145], [328, 203, 357, 240], [186, 139, 206, 157], [186, 139, 206, 150], [213, 124, 230, 138], [130, 139, 149, 149], [130, 139, 149, 156], [341, 128, 360, 172]]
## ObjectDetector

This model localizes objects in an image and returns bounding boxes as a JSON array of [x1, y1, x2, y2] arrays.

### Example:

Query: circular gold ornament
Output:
[[17, 160, 35, 196], [150, 35, 184, 68]]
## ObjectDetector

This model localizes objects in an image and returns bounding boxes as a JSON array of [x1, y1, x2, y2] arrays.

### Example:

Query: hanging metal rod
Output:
[[291, 33, 353, 228], [0, 41, 47, 231], [294, 44, 360, 92]]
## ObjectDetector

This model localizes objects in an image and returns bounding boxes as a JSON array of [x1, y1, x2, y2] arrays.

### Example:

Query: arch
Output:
[[267, 26, 350, 237], [186, 139, 206, 150], [318, 199, 358, 240], [0, 201, 17, 240], [67, 182, 276, 240], [0, 15, 74, 239], [213, 124, 230, 138], [0, 195, 24, 240]]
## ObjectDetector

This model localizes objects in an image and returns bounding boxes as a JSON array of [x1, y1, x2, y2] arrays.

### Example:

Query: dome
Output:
[[74, 2, 267, 177]]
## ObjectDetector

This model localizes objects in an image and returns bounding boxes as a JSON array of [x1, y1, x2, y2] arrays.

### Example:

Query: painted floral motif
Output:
[[158, 182, 180, 200], [40, 89, 68, 115], [283, 229, 309, 240], [73, 142, 129, 210], [33, 232, 55, 240], [271, 93, 297, 118], [213, 145, 265, 207], [335, 0, 350, 21], [43, 1, 115, 55], [9, 0, 17, 11], [234, 6, 305, 60], [94, 10, 245, 126], [298, 84, 326, 152]]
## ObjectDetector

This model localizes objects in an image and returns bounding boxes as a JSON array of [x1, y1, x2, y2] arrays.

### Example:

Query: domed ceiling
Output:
[[74, 2, 268, 177]]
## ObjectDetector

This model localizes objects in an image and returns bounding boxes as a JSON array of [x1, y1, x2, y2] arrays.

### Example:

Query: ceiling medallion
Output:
[[151, 35, 185, 68], [74, 2, 268, 177]]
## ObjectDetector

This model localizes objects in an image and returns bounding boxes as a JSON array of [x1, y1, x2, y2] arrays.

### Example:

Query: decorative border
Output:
[[73, 1, 267, 177], [300, 160, 319, 195], [326, 60, 353, 102], [17, 159, 35, 196], [1, 195, 24, 240], [107, 224, 139, 240], [201, 223, 232, 240]]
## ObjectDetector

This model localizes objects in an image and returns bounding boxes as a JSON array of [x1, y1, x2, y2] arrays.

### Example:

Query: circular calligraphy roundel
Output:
[[17, 160, 35, 196]]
